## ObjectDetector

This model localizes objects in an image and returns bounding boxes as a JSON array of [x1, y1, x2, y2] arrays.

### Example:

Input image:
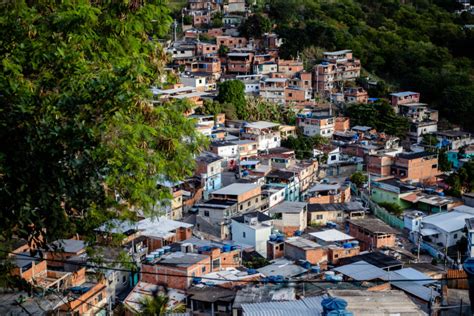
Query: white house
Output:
[[210, 141, 239, 161], [262, 185, 286, 210], [419, 205, 474, 248], [297, 115, 335, 138], [241, 121, 281, 151], [404, 210, 425, 234], [313, 146, 340, 165], [231, 212, 273, 257]]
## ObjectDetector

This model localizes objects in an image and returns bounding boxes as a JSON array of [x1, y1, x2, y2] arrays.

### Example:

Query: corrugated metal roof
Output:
[[241, 296, 326, 316], [333, 260, 387, 281]]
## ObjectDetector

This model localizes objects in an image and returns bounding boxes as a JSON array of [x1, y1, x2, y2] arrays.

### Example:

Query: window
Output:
[[210, 167, 214, 173], [248, 201, 251, 207], [202, 266, 206, 273], [122, 276, 127, 284], [454, 233, 458, 239], [432, 164, 438, 169], [330, 155, 336, 161], [288, 93, 293, 97], [334, 254, 339, 258], [204, 210, 210, 217], [97, 293, 103, 302], [256, 198, 259, 203], [243, 232, 246, 238], [316, 215, 323, 220], [240, 204, 243, 210]]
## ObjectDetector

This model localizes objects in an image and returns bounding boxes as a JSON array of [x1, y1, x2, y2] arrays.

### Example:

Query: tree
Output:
[[140, 294, 185, 316], [218, 45, 229, 57], [345, 101, 409, 138], [282, 134, 328, 160], [350, 171, 368, 188], [379, 202, 404, 217], [217, 80, 247, 119], [0, 2, 205, 251], [239, 13, 272, 38], [438, 149, 452, 172], [211, 12, 224, 28]]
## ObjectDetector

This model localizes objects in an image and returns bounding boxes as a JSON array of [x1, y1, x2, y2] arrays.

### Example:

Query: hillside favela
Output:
[[1, 0, 474, 315]]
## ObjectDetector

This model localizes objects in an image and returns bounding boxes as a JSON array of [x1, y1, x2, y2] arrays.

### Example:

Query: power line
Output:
[[1, 250, 469, 284]]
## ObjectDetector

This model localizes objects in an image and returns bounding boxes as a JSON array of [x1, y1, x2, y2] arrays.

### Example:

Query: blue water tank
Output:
[[322, 297, 348, 314], [438, 191, 445, 196], [163, 246, 171, 253], [343, 243, 353, 249], [269, 234, 277, 241], [311, 266, 321, 273], [294, 230, 303, 237], [247, 269, 257, 275], [192, 277, 202, 284], [222, 245, 232, 252]]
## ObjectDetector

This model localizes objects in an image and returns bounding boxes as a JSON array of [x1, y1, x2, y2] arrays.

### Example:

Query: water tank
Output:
[[145, 255, 154, 262], [294, 230, 303, 237], [269, 234, 277, 241], [222, 245, 232, 252], [163, 246, 171, 253], [150, 251, 160, 259], [324, 271, 335, 281], [343, 242, 353, 249], [301, 261, 311, 269], [322, 297, 349, 315], [247, 269, 257, 275], [192, 277, 202, 284], [311, 266, 321, 273], [157, 248, 164, 256]]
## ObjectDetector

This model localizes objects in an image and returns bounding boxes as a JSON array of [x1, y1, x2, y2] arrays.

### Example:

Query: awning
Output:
[[421, 228, 438, 236]]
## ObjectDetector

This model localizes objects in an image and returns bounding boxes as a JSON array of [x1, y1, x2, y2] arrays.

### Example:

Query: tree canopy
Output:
[[0, 1, 205, 248], [345, 101, 409, 138], [267, 0, 474, 129]]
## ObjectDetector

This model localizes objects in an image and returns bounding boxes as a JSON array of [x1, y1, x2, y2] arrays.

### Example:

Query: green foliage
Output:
[[218, 44, 229, 57], [239, 13, 272, 38], [282, 134, 328, 159], [183, 14, 193, 25], [350, 171, 368, 188], [438, 149, 452, 172], [345, 101, 409, 138], [268, 0, 474, 130], [446, 160, 474, 197], [139, 293, 185, 316], [0, 2, 205, 247], [211, 12, 224, 28], [379, 202, 403, 217], [217, 80, 247, 118], [243, 256, 270, 269]]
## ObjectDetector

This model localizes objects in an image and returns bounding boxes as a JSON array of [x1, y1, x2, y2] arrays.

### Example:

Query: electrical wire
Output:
[[1, 250, 468, 284]]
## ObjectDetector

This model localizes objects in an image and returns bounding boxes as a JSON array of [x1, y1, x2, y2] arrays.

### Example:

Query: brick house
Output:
[[141, 246, 240, 290], [347, 219, 399, 251], [327, 245, 360, 265], [216, 35, 247, 49], [306, 183, 351, 204], [334, 117, 350, 132], [284, 237, 327, 265], [390, 91, 420, 107], [391, 151, 440, 183]]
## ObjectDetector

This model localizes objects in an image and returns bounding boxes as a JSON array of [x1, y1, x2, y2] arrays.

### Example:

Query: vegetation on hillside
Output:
[[266, 0, 474, 129]]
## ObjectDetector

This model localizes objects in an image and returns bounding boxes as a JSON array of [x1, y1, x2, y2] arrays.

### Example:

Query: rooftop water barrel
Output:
[[247, 269, 257, 275], [163, 246, 171, 253], [269, 234, 277, 241], [311, 266, 321, 273], [294, 230, 303, 237], [145, 255, 154, 262], [222, 245, 232, 252], [343, 242, 353, 249]]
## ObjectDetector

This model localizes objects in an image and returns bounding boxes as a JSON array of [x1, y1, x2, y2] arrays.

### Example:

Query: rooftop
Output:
[[156, 251, 208, 267], [309, 229, 354, 243], [232, 211, 272, 224], [338, 251, 403, 269], [257, 258, 307, 278], [269, 201, 307, 214], [390, 91, 419, 97], [241, 296, 325, 316], [328, 290, 426, 315], [397, 151, 436, 160], [307, 202, 365, 213], [212, 183, 260, 196], [245, 121, 280, 129], [48, 239, 86, 253], [422, 206, 474, 233], [347, 218, 399, 234], [285, 237, 321, 250], [233, 285, 296, 308], [324, 49, 352, 55]]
